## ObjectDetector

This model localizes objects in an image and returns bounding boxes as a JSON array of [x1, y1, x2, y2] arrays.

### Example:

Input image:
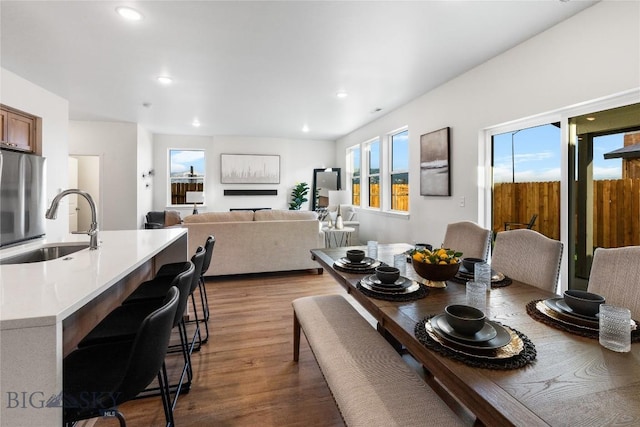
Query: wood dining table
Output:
[[310, 243, 640, 427]]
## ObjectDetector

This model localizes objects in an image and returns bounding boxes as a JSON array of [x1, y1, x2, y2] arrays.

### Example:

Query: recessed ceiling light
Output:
[[302, 125, 310, 133], [116, 7, 143, 21], [192, 119, 201, 128], [336, 91, 348, 99], [156, 76, 173, 85], [586, 117, 596, 121]]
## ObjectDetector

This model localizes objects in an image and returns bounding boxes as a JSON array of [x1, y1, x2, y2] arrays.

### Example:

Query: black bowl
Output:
[[461, 257, 484, 273], [346, 249, 365, 263], [414, 243, 433, 251], [563, 290, 605, 317], [444, 304, 486, 335], [375, 266, 401, 284]]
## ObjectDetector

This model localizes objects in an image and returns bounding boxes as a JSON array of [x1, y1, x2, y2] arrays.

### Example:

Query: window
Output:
[[390, 129, 409, 211], [366, 138, 380, 208], [348, 146, 361, 205], [169, 149, 205, 205], [348, 129, 410, 214]]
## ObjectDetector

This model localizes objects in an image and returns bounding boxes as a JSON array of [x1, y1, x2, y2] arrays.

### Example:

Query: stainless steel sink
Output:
[[0, 243, 90, 264]]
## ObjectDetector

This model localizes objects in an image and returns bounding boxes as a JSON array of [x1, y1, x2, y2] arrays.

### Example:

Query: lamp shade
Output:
[[186, 191, 204, 204], [328, 190, 351, 207]]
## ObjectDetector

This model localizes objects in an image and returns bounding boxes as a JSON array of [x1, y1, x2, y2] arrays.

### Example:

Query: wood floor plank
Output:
[[92, 270, 346, 427]]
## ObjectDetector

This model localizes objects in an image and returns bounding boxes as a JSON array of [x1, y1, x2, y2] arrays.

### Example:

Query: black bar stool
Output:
[[64, 286, 179, 427], [78, 262, 196, 407], [155, 235, 215, 343]]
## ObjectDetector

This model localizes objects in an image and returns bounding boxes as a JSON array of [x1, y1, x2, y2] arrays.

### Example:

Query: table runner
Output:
[[415, 316, 536, 370], [526, 299, 640, 342]]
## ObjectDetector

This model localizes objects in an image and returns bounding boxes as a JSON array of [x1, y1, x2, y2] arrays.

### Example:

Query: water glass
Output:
[[599, 304, 631, 352], [367, 240, 378, 260], [393, 253, 407, 276], [474, 262, 492, 292], [466, 281, 487, 311]]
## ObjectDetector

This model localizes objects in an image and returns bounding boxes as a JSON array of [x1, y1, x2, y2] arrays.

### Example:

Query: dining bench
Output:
[[292, 294, 464, 427]]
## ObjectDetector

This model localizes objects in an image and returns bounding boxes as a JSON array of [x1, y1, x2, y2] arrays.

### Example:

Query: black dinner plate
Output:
[[430, 314, 511, 350], [360, 276, 420, 294], [457, 265, 505, 282], [335, 257, 379, 269], [544, 298, 599, 327], [433, 315, 498, 343], [555, 298, 600, 321]]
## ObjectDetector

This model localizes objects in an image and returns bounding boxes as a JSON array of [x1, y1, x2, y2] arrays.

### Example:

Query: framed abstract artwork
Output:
[[220, 154, 280, 184], [420, 127, 450, 196]]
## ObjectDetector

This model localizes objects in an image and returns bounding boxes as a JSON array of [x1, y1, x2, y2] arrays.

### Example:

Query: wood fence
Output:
[[494, 179, 640, 248], [171, 182, 204, 205], [351, 183, 409, 211]]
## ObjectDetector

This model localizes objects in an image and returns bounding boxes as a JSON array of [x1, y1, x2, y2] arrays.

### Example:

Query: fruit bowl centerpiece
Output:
[[411, 247, 462, 288]]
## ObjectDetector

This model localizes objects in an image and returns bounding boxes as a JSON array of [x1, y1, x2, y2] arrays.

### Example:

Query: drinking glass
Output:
[[466, 281, 486, 311], [367, 241, 378, 260], [599, 304, 631, 352], [474, 262, 492, 292], [393, 253, 407, 276]]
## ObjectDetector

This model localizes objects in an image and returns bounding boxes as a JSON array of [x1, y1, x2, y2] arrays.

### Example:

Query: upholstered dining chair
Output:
[[442, 221, 492, 261], [587, 246, 640, 319], [491, 229, 563, 293]]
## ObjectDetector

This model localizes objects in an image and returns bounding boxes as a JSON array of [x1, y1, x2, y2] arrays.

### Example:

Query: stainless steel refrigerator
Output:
[[0, 149, 46, 247]]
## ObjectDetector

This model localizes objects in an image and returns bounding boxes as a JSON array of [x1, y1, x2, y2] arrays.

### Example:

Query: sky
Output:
[[170, 149, 206, 176], [492, 124, 623, 183]]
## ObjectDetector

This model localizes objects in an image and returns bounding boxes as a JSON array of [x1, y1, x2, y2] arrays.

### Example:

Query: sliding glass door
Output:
[[568, 104, 640, 289]]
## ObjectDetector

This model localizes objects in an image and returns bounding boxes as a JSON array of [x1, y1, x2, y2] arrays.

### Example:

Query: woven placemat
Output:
[[450, 274, 513, 288], [357, 281, 429, 301], [526, 299, 640, 342], [414, 316, 536, 370]]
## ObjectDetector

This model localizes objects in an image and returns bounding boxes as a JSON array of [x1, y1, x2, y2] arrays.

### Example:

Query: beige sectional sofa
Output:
[[182, 210, 324, 276]]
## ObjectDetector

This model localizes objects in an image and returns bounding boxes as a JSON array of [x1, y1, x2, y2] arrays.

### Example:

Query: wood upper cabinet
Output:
[[1, 105, 39, 153], [0, 109, 7, 143]]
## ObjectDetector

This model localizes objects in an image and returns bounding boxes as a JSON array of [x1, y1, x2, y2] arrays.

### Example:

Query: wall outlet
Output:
[[459, 196, 465, 207]]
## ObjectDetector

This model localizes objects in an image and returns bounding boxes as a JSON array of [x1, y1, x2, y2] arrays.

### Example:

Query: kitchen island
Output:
[[0, 228, 188, 426]]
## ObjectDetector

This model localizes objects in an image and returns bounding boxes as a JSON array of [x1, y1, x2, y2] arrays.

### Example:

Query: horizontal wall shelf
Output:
[[223, 189, 278, 196]]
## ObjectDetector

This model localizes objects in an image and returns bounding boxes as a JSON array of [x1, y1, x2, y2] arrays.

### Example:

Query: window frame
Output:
[[168, 148, 206, 207], [365, 137, 381, 209], [347, 145, 361, 206], [389, 127, 409, 212]]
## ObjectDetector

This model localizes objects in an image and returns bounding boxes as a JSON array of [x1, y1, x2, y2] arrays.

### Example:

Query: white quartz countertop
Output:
[[0, 229, 187, 330]]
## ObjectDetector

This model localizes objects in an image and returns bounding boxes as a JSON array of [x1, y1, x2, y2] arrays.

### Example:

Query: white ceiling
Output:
[[1, 1, 597, 140]]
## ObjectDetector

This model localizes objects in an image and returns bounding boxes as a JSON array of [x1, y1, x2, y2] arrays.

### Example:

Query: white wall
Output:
[[69, 121, 138, 230], [137, 125, 154, 228], [74, 155, 100, 231], [337, 0, 640, 246], [152, 134, 335, 215], [0, 68, 70, 241]]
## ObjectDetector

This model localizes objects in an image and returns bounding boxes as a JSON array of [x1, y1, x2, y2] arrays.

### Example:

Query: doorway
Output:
[[568, 103, 640, 290], [68, 155, 101, 233], [491, 123, 561, 240]]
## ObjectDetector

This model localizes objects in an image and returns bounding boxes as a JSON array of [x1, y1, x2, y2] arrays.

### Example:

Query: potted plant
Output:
[[289, 182, 309, 210]]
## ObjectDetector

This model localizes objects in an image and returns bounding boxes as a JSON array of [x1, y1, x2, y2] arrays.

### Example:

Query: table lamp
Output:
[[186, 191, 204, 215], [328, 190, 352, 229]]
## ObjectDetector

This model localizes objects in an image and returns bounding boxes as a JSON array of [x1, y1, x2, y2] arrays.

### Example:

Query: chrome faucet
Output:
[[45, 189, 100, 250]]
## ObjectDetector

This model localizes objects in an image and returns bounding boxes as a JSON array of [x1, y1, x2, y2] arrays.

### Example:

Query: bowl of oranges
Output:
[[411, 247, 462, 288]]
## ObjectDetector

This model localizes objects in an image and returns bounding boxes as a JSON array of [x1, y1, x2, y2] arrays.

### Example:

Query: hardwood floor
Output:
[[93, 270, 347, 427]]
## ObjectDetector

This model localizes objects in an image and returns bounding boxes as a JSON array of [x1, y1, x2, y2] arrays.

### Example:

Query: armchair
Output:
[[145, 210, 183, 229]]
